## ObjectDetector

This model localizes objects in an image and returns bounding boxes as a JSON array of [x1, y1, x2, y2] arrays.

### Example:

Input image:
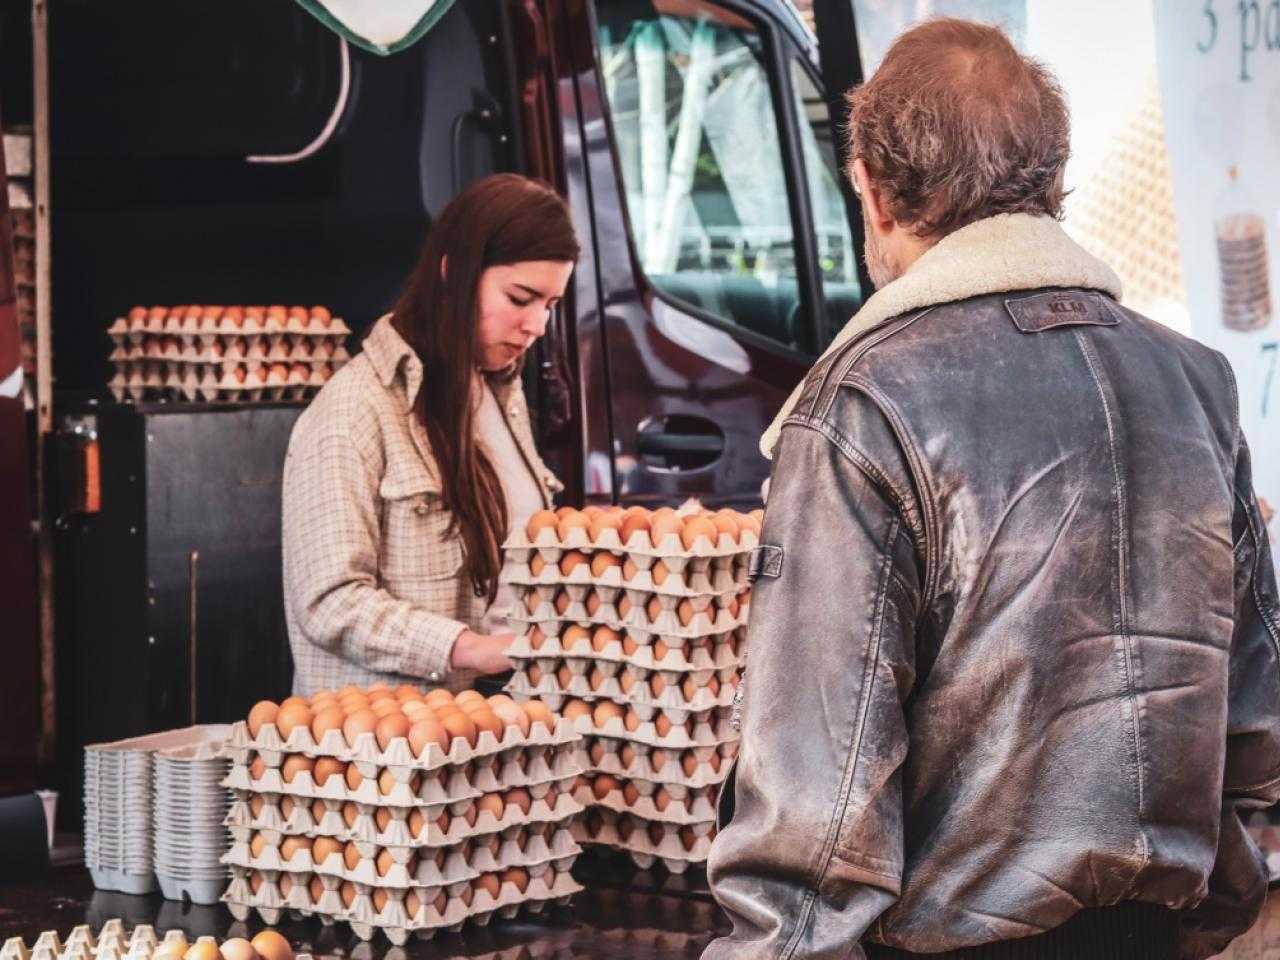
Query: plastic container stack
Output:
[[152, 739, 233, 904], [105, 305, 350, 403], [501, 504, 759, 872], [84, 726, 232, 897], [221, 685, 585, 944]]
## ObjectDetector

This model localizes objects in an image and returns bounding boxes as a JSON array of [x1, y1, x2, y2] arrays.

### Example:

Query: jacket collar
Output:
[[761, 213, 1124, 458], [362, 314, 423, 403]]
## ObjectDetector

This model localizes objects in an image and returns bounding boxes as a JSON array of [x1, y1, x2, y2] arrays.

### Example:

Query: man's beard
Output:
[[863, 211, 904, 289]]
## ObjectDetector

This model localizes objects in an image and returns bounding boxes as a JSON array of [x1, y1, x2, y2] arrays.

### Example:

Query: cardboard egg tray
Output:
[[501, 523, 758, 570], [107, 307, 350, 342], [500, 555, 747, 599], [572, 775, 718, 826], [0, 924, 250, 960], [225, 775, 582, 851], [225, 714, 576, 775], [578, 736, 737, 791], [564, 702, 737, 750], [510, 589, 749, 641], [223, 866, 581, 944], [509, 625, 743, 675], [107, 359, 339, 403], [572, 810, 714, 874], [512, 650, 740, 692], [108, 333, 349, 363], [507, 664, 739, 720]]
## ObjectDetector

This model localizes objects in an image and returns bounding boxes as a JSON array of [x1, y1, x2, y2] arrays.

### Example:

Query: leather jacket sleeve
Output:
[[704, 408, 923, 960], [1178, 433, 1280, 960]]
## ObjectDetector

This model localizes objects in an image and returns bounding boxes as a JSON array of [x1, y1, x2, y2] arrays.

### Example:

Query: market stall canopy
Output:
[[292, 0, 456, 55]]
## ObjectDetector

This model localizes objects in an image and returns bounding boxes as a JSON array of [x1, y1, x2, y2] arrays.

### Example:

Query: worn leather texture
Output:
[[705, 288, 1280, 960]]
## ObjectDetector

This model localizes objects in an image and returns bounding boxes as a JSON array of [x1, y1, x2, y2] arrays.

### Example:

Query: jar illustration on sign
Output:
[[1215, 167, 1272, 332]]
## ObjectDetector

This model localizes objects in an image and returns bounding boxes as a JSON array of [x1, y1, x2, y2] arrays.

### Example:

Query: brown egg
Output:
[[477, 793, 505, 821], [554, 590, 572, 615], [562, 624, 591, 651], [590, 552, 621, 577], [404, 889, 423, 919], [219, 941, 257, 960], [555, 665, 574, 689], [623, 708, 642, 732], [343, 841, 361, 870], [394, 683, 422, 701], [618, 595, 633, 619], [529, 553, 548, 577], [281, 754, 314, 784], [650, 750, 667, 772], [371, 887, 389, 914], [527, 626, 548, 651], [249, 832, 269, 858], [622, 634, 640, 656], [246, 701, 279, 737], [424, 688, 455, 709], [505, 787, 533, 815], [526, 509, 559, 540], [366, 682, 393, 697], [562, 699, 592, 722], [559, 550, 589, 577], [588, 510, 624, 543], [249, 794, 265, 818], [279, 695, 308, 710], [594, 700, 624, 726], [455, 689, 485, 708], [711, 509, 740, 541], [620, 513, 651, 546], [375, 713, 411, 750], [677, 598, 696, 627], [620, 743, 638, 769], [280, 796, 296, 819], [648, 822, 666, 846], [341, 800, 359, 827], [344, 762, 364, 791], [650, 513, 683, 549], [375, 847, 396, 877], [709, 751, 723, 772], [488, 695, 531, 736], [279, 875, 296, 899], [469, 708, 504, 740], [250, 931, 293, 960], [588, 740, 607, 766], [312, 756, 344, 787], [500, 866, 531, 893], [442, 711, 478, 748], [653, 787, 673, 812], [589, 665, 610, 691], [650, 674, 667, 698], [338, 695, 369, 715], [402, 700, 431, 720], [370, 699, 402, 719], [313, 836, 342, 866], [681, 675, 701, 702], [475, 872, 502, 900], [593, 775, 620, 800], [280, 835, 312, 862], [651, 560, 675, 586], [645, 596, 664, 624], [653, 638, 685, 661], [379, 768, 418, 796], [523, 699, 554, 730], [585, 591, 603, 617], [592, 626, 622, 652], [340, 880, 357, 908], [681, 516, 718, 550], [373, 806, 393, 832], [682, 751, 700, 777], [654, 713, 674, 737], [524, 591, 541, 614], [309, 875, 326, 905], [556, 510, 590, 541], [275, 703, 313, 739], [526, 663, 545, 687], [617, 815, 635, 842], [679, 825, 699, 851], [342, 709, 378, 746], [408, 717, 450, 757], [408, 808, 427, 839]]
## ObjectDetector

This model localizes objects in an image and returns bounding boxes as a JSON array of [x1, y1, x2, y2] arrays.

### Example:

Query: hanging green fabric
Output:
[[291, 0, 458, 56]]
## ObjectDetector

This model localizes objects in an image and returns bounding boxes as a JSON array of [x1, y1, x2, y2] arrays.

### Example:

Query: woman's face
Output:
[[475, 260, 574, 372]]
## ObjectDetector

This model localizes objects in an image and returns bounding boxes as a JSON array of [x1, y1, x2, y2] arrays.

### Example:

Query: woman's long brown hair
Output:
[[391, 174, 579, 603]]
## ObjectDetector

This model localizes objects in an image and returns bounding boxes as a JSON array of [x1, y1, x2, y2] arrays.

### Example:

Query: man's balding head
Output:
[[847, 18, 1070, 240]]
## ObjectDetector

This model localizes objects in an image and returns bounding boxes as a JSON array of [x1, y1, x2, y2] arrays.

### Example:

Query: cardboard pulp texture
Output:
[[105, 308, 350, 404]]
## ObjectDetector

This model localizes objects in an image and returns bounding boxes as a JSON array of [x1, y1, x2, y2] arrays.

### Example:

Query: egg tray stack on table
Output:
[[1, 923, 300, 960], [500, 504, 760, 873], [105, 305, 350, 403], [84, 725, 233, 899], [221, 686, 585, 945]]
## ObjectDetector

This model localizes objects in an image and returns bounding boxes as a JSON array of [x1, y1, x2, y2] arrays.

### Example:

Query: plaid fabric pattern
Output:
[[282, 316, 560, 695]]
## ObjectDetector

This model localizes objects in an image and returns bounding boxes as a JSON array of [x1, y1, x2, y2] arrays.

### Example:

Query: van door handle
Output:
[[636, 416, 725, 470]]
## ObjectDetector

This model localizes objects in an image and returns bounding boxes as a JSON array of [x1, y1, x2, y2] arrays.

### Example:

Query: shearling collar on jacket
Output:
[[760, 213, 1123, 458]]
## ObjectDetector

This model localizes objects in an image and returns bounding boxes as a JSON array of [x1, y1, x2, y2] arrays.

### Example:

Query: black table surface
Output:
[[0, 856, 730, 960]]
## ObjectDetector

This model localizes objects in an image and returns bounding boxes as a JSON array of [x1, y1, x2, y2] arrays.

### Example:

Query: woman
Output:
[[282, 174, 579, 694]]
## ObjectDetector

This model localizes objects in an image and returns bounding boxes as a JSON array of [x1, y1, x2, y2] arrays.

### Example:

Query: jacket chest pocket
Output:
[[380, 472, 465, 584]]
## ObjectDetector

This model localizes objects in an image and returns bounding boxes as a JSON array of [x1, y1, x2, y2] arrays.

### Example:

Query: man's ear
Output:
[[851, 158, 896, 238]]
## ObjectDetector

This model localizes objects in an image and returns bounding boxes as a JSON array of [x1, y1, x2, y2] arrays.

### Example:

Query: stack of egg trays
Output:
[[499, 519, 752, 872], [220, 713, 585, 945], [152, 739, 233, 905], [105, 305, 350, 403], [0, 924, 269, 960]]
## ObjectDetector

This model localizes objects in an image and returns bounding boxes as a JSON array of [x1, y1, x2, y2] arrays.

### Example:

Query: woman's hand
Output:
[[450, 629, 515, 674]]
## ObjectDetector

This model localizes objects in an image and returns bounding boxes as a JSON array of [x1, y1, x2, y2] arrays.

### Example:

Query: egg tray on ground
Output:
[[576, 736, 737, 791], [107, 362, 338, 403], [227, 714, 577, 776], [510, 592, 749, 642], [500, 554, 747, 599], [502, 523, 758, 569], [223, 867, 581, 944], [106, 309, 351, 341], [225, 777, 583, 851], [226, 740, 579, 809], [506, 663, 739, 719], [224, 818, 579, 889], [571, 811, 714, 873]]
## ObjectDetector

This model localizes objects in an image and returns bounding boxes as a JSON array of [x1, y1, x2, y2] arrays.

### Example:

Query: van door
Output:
[[568, 0, 864, 509]]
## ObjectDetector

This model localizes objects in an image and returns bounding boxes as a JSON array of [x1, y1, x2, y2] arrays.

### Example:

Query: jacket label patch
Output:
[[1004, 292, 1122, 333], [748, 544, 783, 581]]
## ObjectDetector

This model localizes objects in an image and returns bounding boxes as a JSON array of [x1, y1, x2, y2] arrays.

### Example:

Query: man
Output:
[[705, 18, 1280, 960]]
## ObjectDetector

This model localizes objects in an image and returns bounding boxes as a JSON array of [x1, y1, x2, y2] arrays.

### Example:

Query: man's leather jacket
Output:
[[705, 288, 1280, 960]]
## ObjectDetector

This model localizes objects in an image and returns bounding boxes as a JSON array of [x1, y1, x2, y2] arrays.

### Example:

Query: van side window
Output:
[[596, 1, 807, 353], [790, 59, 862, 348]]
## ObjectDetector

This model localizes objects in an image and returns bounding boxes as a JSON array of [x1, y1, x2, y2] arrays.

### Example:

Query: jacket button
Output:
[[428, 671, 441, 683], [415, 501, 428, 516]]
